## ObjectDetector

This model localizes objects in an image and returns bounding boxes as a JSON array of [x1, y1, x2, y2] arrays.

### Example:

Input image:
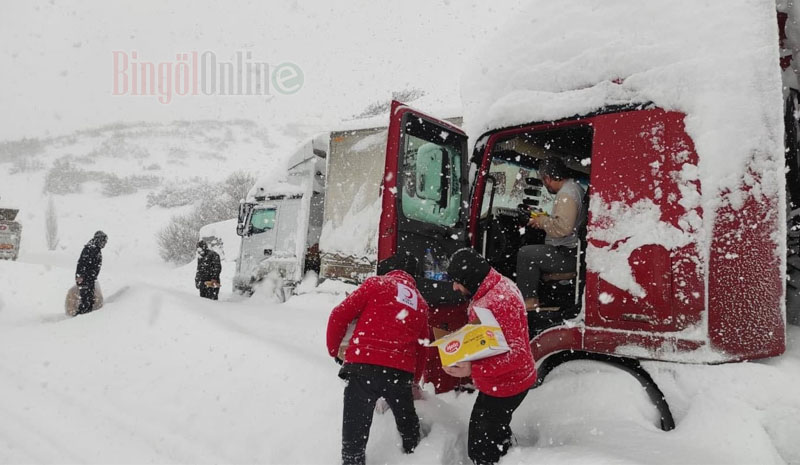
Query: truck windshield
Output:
[[481, 155, 553, 217], [250, 208, 277, 234]]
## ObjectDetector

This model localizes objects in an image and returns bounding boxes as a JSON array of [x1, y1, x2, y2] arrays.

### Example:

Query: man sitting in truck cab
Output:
[[516, 156, 586, 312]]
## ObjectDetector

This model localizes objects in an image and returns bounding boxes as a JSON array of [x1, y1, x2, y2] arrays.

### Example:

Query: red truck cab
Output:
[[365, 2, 796, 431], [376, 99, 787, 429]]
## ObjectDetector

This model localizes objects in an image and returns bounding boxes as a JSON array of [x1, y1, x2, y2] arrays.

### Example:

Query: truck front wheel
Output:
[[534, 351, 675, 432]]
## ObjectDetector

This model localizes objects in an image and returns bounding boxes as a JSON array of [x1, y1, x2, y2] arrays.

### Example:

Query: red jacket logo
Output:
[[445, 340, 461, 354]]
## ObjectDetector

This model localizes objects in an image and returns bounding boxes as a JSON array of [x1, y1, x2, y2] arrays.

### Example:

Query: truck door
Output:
[[237, 205, 279, 284], [381, 101, 469, 304], [585, 109, 703, 333]]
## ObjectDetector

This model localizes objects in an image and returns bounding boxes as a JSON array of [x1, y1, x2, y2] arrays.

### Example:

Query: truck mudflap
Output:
[[534, 350, 675, 432]]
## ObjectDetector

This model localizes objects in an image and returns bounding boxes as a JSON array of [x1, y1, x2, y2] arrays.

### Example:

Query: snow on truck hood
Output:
[[460, 0, 785, 216]]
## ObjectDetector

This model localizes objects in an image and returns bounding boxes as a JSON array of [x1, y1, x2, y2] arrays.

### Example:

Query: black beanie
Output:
[[446, 248, 491, 295], [379, 252, 418, 277]]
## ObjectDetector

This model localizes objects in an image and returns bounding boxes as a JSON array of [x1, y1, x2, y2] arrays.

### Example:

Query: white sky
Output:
[[0, 0, 530, 140]]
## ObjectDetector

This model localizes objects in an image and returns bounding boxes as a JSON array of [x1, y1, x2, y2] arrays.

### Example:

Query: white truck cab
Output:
[[234, 136, 327, 296]]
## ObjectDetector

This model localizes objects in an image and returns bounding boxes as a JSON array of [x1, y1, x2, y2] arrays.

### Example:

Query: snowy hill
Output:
[[0, 120, 297, 265]]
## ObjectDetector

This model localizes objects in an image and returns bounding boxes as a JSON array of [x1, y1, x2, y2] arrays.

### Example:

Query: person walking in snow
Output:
[[445, 247, 536, 465], [195, 240, 221, 300], [326, 254, 430, 465], [74, 230, 107, 315]]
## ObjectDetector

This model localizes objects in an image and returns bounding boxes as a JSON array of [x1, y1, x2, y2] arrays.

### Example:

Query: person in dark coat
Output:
[[195, 240, 221, 300], [75, 230, 107, 315]]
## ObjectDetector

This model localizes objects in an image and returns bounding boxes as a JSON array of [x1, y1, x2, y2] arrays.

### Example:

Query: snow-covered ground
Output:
[[0, 115, 798, 465], [1, 249, 799, 464]]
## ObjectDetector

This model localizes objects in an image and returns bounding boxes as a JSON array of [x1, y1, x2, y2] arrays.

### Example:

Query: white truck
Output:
[[0, 208, 21, 261], [233, 135, 328, 297], [233, 116, 463, 298]]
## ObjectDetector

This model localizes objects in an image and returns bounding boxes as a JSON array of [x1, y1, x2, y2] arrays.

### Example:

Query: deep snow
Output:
[[1, 251, 799, 464]]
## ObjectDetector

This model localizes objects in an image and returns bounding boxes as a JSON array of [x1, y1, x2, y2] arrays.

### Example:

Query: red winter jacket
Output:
[[326, 271, 430, 380], [468, 268, 537, 397]]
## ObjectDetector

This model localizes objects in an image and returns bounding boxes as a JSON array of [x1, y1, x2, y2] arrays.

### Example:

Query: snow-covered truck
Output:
[[316, 0, 798, 429], [234, 136, 327, 296], [0, 208, 21, 261], [236, 0, 797, 429], [317, 116, 462, 282], [233, 117, 462, 298]]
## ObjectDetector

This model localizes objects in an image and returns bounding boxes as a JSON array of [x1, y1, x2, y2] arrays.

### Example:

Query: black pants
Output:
[[77, 282, 95, 314], [516, 244, 576, 299], [341, 364, 420, 465], [199, 284, 219, 300], [468, 390, 528, 465]]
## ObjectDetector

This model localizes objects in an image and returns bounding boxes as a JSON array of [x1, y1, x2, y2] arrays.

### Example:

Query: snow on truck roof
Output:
[[247, 136, 323, 202], [333, 102, 462, 132], [461, 0, 785, 211], [0, 208, 19, 221]]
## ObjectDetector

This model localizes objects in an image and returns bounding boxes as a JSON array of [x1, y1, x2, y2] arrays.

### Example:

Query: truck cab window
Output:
[[480, 155, 556, 218], [479, 125, 592, 336], [250, 208, 276, 234], [401, 135, 462, 227]]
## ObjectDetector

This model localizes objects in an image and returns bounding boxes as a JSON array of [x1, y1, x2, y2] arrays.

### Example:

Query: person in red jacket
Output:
[[326, 255, 430, 465], [444, 247, 536, 465]]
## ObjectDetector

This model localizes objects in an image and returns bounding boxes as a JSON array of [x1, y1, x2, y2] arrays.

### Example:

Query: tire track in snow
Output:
[[134, 283, 326, 366]]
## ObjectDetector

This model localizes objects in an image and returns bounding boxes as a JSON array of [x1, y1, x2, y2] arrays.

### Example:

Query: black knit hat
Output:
[[93, 230, 108, 247], [446, 248, 491, 295], [379, 252, 418, 277]]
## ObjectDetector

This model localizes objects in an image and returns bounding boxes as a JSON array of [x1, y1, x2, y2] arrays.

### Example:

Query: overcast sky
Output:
[[0, 0, 530, 140]]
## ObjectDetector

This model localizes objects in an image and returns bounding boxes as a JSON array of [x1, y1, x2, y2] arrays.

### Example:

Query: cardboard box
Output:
[[430, 307, 510, 366]]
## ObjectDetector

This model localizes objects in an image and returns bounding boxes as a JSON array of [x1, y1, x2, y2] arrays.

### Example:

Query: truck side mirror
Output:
[[416, 144, 450, 208], [236, 202, 255, 237]]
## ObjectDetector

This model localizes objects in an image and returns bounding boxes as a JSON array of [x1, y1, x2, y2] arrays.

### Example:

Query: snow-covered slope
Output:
[[0, 120, 295, 265]]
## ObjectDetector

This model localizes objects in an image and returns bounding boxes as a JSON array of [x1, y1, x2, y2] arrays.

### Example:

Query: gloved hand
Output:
[[334, 357, 344, 366], [76, 276, 83, 286], [412, 383, 425, 400]]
